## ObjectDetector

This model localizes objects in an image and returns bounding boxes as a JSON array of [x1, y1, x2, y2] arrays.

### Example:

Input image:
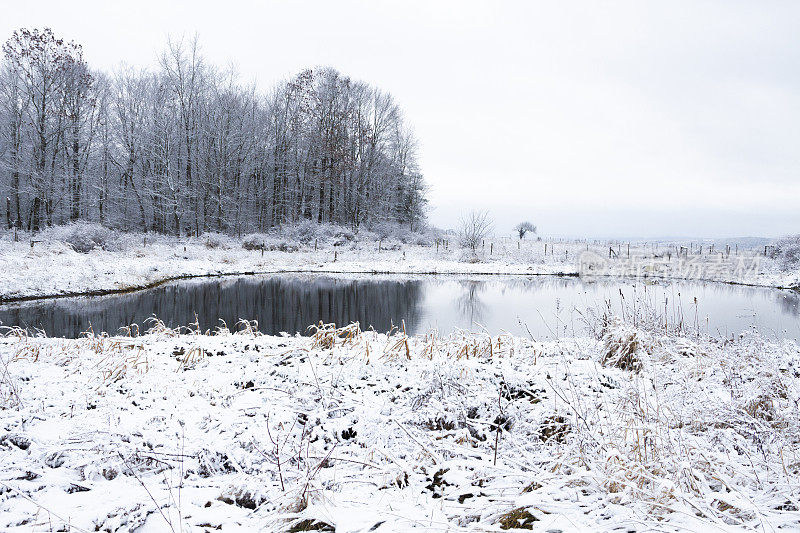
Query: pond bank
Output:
[[1, 236, 797, 302]]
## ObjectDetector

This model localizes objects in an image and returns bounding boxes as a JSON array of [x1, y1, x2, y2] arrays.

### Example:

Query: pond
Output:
[[0, 274, 798, 340]]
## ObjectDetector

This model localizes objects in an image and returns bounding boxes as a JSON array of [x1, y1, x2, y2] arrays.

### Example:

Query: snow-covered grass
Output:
[[1, 317, 798, 531], [1, 225, 797, 301]]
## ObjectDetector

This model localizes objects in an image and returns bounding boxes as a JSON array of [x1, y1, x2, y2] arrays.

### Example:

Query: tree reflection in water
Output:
[[454, 280, 487, 329], [0, 275, 798, 341], [0, 276, 424, 338]]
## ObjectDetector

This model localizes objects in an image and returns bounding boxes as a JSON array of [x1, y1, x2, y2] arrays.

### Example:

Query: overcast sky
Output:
[[3, 1, 799, 238]]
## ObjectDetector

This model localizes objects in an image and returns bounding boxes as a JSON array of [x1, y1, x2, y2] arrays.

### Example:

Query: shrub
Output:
[[39, 222, 117, 253], [771, 234, 800, 270], [600, 317, 647, 372], [242, 234, 266, 251], [458, 210, 493, 251], [203, 232, 232, 249], [242, 234, 299, 253]]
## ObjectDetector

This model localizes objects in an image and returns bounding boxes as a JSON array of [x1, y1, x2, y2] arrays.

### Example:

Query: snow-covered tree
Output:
[[514, 221, 536, 239], [0, 28, 429, 236]]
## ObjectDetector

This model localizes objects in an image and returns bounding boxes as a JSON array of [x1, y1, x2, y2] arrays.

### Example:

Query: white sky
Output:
[[3, 1, 799, 238]]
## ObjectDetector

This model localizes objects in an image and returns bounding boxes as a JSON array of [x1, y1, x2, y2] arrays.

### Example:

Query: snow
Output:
[[1, 321, 798, 531], [0, 231, 797, 301]]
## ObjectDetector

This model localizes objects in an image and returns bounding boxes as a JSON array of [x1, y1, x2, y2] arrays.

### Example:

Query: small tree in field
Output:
[[459, 210, 493, 251], [514, 221, 536, 240]]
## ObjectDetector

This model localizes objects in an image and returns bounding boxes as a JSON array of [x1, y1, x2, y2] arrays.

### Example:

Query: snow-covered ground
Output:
[[1, 228, 797, 301], [0, 320, 798, 532]]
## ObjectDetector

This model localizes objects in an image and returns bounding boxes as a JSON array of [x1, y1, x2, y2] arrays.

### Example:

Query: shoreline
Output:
[[0, 264, 796, 305], [1, 236, 797, 303]]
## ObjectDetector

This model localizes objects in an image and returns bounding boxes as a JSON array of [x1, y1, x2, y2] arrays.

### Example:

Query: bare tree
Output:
[[0, 28, 430, 236], [3, 28, 85, 230], [514, 221, 536, 240], [459, 210, 493, 251], [0, 61, 26, 228]]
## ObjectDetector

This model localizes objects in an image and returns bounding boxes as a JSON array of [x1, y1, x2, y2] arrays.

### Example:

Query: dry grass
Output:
[[600, 318, 648, 372], [308, 321, 362, 350], [1, 315, 797, 531]]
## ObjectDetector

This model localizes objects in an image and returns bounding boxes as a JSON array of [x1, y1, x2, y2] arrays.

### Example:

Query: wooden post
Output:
[[314, 239, 318, 251], [334, 251, 337, 262], [627, 243, 630, 257], [490, 243, 493, 255]]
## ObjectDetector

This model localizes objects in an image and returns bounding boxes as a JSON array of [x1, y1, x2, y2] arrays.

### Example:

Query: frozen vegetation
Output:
[[1, 314, 799, 531], [1, 24, 798, 533], [0, 223, 798, 301]]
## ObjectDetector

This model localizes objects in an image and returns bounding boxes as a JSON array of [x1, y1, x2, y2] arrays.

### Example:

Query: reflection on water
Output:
[[776, 291, 800, 317], [455, 280, 487, 328], [0, 274, 798, 341], [0, 276, 424, 338]]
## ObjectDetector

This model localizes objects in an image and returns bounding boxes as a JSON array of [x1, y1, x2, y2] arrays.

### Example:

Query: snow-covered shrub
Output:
[[600, 317, 649, 372], [39, 222, 117, 253], [368, 220, 403, 241], [290, 220, 319, 244], [458, 210, 493, 251], [278, 221, 356, 247], [771, 234, 800, 270], [203, 232, 233, 249], [241, 233, 299, 252], [366, 220, 438, 246], [242, 234, 266, 251]]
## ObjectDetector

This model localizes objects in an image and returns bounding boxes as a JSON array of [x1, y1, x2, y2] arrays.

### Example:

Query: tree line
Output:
[[0, 28, 427, 235]]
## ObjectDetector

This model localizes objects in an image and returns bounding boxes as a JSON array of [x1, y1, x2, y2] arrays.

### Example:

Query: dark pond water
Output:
[[0, 274, 798, 340]]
